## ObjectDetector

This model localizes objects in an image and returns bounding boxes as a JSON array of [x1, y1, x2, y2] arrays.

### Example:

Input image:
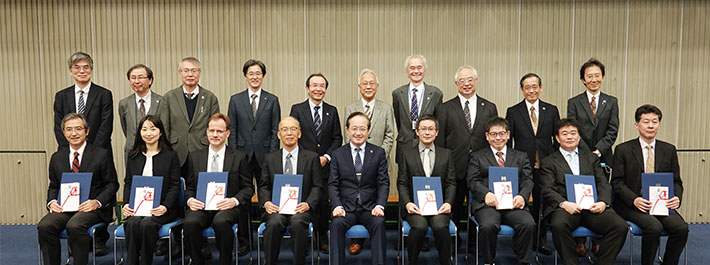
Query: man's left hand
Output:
[[319, 156, 328, 167], [216, 198, 237, 210], [371, 207, 384, 217], [78, 199, 100, 212], [437, 203, 451, 215], [589, 202, 607, 214], [295, 202, 310, 213], [667, 196, 681, 210], [513, 195, 526, 209]]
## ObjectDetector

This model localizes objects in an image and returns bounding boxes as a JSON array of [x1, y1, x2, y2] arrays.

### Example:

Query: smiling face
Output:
[[207, 118, 230, 149], [63, 118, 89, 149], [70, 59, 93, 86], [129, 67, 152, 97], [140, 120, 162, 146], [306, 76, 327, 104], [278, 117, 301, 150], [555, 125, 581, 152], [581, 65, 604, 93], [635, 113, 660, 143], [520, 75, 542, 103], [244, 64, 264, 91], [407, 57, 426, 85], [346, 115, 370, 147], [358, 72, 378, 102], [485, 125, 510, 151], [455, 68, 478, 99]]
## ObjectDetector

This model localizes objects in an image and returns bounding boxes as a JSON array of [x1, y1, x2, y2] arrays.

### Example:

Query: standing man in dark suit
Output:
[[259, 117, 323, 265], [505, 73, 559, 255], [329, 112, 389, 265], [437, 65, 498, 248], [611, 105, 688, 265], [52, 52, 114, 255], [38, 113, 119, 265], [397, 115, 456, 265], [119, 64, 162, 157], [227, 59, 281, 256], [392, 55, 443, 164], [540, 119, 627, 265], [183, 114, 254, 265], [290, 73, 342, 253], [468, 117, 535, 265]]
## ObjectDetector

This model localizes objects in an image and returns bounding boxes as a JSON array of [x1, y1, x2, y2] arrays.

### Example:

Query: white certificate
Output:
[[649, 186, 669, 216], [133, 187, 155, 217], [278, 186, 299, 215], [204, 182, 226, 211], [417, 190, 438, 216], [60, 182, 80, 212], [493, 181, 513, 210], [574, 183, 595, 210]]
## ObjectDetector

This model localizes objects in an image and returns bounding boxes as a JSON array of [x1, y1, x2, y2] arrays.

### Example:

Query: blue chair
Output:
[[626, 221, 687, 265], [400, 219, 457, 265], [113, 178, 186, 265], [37, 222, 108, 265], [328, 224, 370, 265], [554, 226, 601, 265], [257, 222, 315, 265]]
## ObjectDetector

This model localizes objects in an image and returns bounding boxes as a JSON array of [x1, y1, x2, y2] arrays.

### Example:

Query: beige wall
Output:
[[1, 0, 708, 224]]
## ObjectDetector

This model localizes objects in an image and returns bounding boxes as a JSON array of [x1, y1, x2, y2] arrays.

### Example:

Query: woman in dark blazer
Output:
[[121, 115, 181, 265]]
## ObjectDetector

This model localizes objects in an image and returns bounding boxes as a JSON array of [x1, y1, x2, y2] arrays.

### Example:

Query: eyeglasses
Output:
[[246, 71, 263, 77], [71, 65, 91, 71], [522, 85, 540, 91], [417, 127, 437, 133], [279, 127, 299, 133], [359, 82, 378, 88], [348, 127, 368, 133], [180, 68, 200, 74], [457, 78, 476, 84], [487, 131, 508, 138], [64, 126, 85, 133], [129, 76, 148, 81]]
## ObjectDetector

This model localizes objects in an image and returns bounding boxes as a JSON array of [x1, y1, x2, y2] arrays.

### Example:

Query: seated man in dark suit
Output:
[[259, 116, 323, 265], [611, 105, 688, 265], [397, 115, 456, 265], [540, 118, 627, 265], [467, 116, 536, 265], [184, 113, 254, 265], [329, 112, 389, 265], [38, 113, 119, 265]]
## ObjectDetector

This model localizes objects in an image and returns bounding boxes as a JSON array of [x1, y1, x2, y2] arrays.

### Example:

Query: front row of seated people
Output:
[[38, 105, 687, 265]]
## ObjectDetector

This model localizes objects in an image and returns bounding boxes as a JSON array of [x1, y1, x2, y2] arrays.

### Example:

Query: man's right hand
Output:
[[405, 202, 421, 215], [264, 201, 279, 214], [121, 204, 134, 218], [49, 201, 63, 213], [633, 197, 652, 213], [187, 198, 205, 212], [561, 201, 582, 215], [484, 192, 498, 208], [332, 207, 346, 217]]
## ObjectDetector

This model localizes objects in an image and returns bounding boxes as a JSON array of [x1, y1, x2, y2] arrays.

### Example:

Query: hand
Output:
[[589, 202, 607, 214], [371, 207, 384, 217], [122, 204, 134, 218], [49, 201, 63, 213], [151, 205, 168, 216], [561, 201, 582, 215], [216, 198, 237, 210], [264, 201, 279, 214], [437, 203, 451, 215], [405, 202, 421, 215], [513, 195, 526, 209], [187, 198, 205, 211], [78, 199, 100, 212], [295, 202, 310, 213], [319, 156, 328, 167], [633, 197, 652, 213], [593, 149, 602, 157], [667, 196, 680, 210], [484, 192, 498, 208], [332, 207, 346, 217]]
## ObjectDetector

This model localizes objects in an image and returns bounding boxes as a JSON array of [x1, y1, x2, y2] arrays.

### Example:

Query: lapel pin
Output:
[[326, 112, 329, 116], [427, 97, 431, 100], [370, 150, 373, 153], [602, 100, 606, 104], [481, 102, 485, 106], [542, 106, 546, 111]]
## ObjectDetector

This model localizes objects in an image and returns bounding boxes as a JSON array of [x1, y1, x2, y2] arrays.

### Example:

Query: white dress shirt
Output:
[[248, 88, 262, 112], [586, 90, 600, 110], [135, 90, 153, 114], [490, 145, 507, 163], [68, 142, 87, 168], [639, 138, 656, 172], [559, 147, 580, 175], [142, 153, 155, 176], [208, 145, 227, 172], [524, 99, 540, 119], [183, 85, 200, 99]]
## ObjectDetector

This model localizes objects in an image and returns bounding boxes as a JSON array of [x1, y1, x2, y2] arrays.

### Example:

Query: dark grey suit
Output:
[[392, 83, 442, 162], [567, 92, 619, 167], [118, 92, 163, 154], [227, 89, 281, 166]]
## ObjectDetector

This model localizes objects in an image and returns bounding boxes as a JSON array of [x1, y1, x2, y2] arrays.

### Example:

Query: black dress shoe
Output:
[[164, 244, 182, 261], [536, 245, 553, 256], [155, 238, 169, 256], [201, 245, 213, 260], [237, 245, 249, 257], [94, 242, 109, 256]]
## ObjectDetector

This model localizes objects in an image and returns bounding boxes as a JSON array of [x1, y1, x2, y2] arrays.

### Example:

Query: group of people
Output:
[[36, 51, 688, 265]]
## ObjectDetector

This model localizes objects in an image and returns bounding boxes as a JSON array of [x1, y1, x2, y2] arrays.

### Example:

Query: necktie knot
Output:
[[530, 106, 535, 112], [185, 92, 194, 99], [139, 99, 145, 104], [314, 106, 320, 111], [286, 153, 293, 159], [74, 151, 80, 158], [496, 151, 503, 158], [354, 147, 361, 152]]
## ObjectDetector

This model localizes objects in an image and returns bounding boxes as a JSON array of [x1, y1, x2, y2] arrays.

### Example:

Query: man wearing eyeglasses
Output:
[[52, 51, 114, 255], [119, 64, 163, 157], [227, 59, 281, 256]]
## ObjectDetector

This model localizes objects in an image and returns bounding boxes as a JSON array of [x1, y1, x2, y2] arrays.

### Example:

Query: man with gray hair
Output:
[[118, 64, 163, 157], [343, 69, 395, 254]]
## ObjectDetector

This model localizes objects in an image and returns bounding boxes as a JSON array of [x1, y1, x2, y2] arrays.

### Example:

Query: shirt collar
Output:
[[308, 98, 322, 109], [524, 99, 539, 111], [283, 145, 299, 159], [408, 82, 424, 93], [458, 93, 477, 106], [639, 138, 656, 150], [70, 142, 88, 156], [559, 147, 579, 157], [135, 90, 152, 103], [586, 90, 600, 102], [418, 143, 435, 153], [208, 144, 226, 159], [74, 83, 91, 94], [183, 85, 200, 97], [350, 142, 367, 151], [248, 88, 262, 98], [490, 145, 507, 156], [362, 98, 375, 107]]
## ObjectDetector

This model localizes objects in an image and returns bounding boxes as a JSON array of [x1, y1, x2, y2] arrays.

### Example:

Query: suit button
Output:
[[317, 144, 321, 148]]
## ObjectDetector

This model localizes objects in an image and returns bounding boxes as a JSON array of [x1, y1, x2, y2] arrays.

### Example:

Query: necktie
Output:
[[567, 152, 580, 175], [496, 151, 505, 167], [313, 106, 322, 138], [530, 106, 538, 134], [590, 96, 597, 119], [250, 94, 258, 118], [354, 148, 363, 179], [139, 99, 146, 117], [423, 148, 431, 177], [410, 88, 419, 126], [364, 103, 372, 119], [72, 152, 80, 173], [210, 153, 219, 172], [77, 90, 85, 114], [646, 145, 655, 173], [185, 92, 194, 100], [464, 100, 472, 129], [285, 153, 293, 174]]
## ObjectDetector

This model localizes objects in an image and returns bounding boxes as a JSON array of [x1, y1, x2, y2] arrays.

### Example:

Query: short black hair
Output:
[[305, 73, 329, 89], [242, 59, 266, 76], [416, 115, 439, 130], [519, 73, 542, 88], [126, 64, 154, 87], [486, 116, 509, 131], [346, 111, 370, 129], [555, 118, 581, 136], [635, 104, 663, 122], [579, 58, 605, 80]]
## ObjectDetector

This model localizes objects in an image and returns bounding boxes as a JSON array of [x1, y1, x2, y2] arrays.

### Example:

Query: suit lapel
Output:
[[176, 86, 192, 125], [254, 91, 268, 123], [631, 139, 645, 172], [321, 104, 333, 139], [127, 95, 139, 127], [554, 152, 574, 174], [65, 88, 77, 112], [79, 145, 96, 172], [420, 85, 435, 114], [578, 93, 597, 126], [192, 87, 208, 127], [517, 101, 536, 136], [147, 96, 161, 116], [472, 97, 489, 133], [360, 144, 373, 176], [82, 83, 99, 116], [296, 149, 306, 175], [537, 101, 549, 134], [596, 93, 608, 119], [223, 148, 235, 174], [485, 150, 499, 167], [451, 100, 469, 131]]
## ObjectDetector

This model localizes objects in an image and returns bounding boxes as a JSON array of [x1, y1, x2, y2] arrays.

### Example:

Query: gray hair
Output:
[[404, 55, 428, 69], [454, 65, 479, 81], [67, 52, 93, 69], [178, 57, 202, 71], [359, 68, 378, 83], [61, 113, 89, 131]]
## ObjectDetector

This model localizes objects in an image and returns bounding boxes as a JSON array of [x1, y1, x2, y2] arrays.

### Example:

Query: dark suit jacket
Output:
[[258, 147, 323, 209], [392, 84, 443, 153], [436, 95, 498, 180], [119, 92, 163, 153], [539, 148, 611, 218], [185, 147, 254, 207], [289, 100, 342, 159], [124, 150, 181, 211], [328, 143, 389, 212], [466, 148, 534, 211], [396, 145, 456, 217], [53, 83, 114, 151], [227, 89, 280, 165], [46, 144, 118, 222], [567, 92, 619, 165], [505, 100, 560, 166], [611, 138, 683, 212]]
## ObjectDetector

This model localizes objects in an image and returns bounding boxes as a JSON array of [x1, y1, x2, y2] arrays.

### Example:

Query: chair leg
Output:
[[38, 238, 42, 265], [628, 227, 633, 265], [257, 233, 261, 265]]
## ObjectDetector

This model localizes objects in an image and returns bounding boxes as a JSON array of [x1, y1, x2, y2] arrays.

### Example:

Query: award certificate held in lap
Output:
[[642, 173, 674, 216], [412, 176, 443, 216], [488, 167, 519, 210], [564, 174, 597, 210], [59, 173, 92, 212], [272, 174, 303, 215], [196, 172, 228, 211], [130, 176, 163, 217]]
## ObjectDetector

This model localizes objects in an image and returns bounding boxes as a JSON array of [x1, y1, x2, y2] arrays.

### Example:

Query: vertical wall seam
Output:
[[143, 0, 148, 64], [90, 0, 96, 78], [250, 0, 254, 57], [569, 0, 576, 100], [675, 1, 684, 145], [197, 0, 201, 59], [303, 0, 307, 98], [410, 0, 413, 54], [516, 0, 521, 91], [622, 0, 630, 140], [37, 0, 47, 152]]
